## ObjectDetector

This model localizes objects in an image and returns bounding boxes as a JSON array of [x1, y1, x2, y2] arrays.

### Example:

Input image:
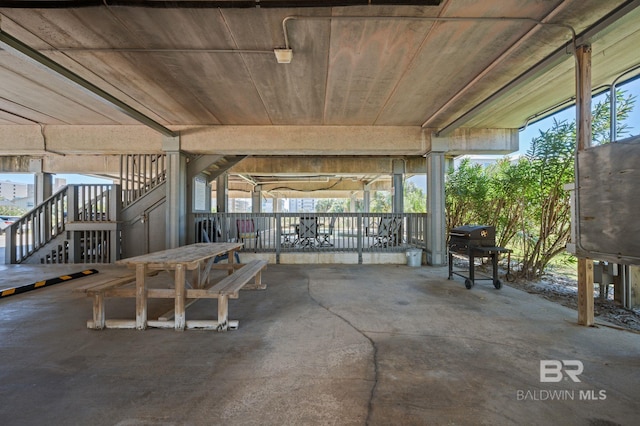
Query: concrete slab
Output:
[[0, 264, 638, 425]]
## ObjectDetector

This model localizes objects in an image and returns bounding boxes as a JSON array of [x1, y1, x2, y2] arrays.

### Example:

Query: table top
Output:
[[116, 242, 243, 270]]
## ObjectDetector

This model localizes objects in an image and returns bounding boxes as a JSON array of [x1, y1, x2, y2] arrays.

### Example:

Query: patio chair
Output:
[[373, 217, 402, 248], [298, 217, 318, 247], [197, 218, 219, 243], [236, 218, 262, 251], [319, 216, 336, 246], [281, 218, 299, 247]]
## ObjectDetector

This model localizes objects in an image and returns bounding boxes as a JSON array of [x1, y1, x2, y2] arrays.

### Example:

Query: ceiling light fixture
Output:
[[274, 48, 293, 64]]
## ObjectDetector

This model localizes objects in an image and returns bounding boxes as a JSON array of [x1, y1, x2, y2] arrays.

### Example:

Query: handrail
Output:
[[5, 184, 118, 264], [6, 187, 68, 264], [121, 154, 166, 208]]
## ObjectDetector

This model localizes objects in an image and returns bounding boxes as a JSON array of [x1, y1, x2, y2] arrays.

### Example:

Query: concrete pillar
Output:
[[29, 159, 52, 205], [34, 173, 53, 205], [164, 136, 186, 249], [392, 160, 404, 213], [363, 189, 371, 213], [252, 186, 262, 213], [426, 151, 446, 266], [216, 173, 228, 213]]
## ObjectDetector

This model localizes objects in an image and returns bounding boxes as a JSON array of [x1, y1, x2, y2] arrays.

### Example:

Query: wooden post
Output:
[[93, 294, 105, 330], [577, 258, 594, 326], [135, 263, 147, 330], [630, 266, 640, 308], [175, 263, 186, 331], [575, 44, 594, 326], [217, 295, 229, 332]]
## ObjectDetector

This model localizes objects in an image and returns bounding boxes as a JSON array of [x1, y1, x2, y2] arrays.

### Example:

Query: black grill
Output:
[[447, 224, 510, 290], [448, 225, 495, 254]]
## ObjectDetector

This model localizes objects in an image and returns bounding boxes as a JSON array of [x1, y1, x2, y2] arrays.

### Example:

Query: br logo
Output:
[[540, 360, 584, 383]]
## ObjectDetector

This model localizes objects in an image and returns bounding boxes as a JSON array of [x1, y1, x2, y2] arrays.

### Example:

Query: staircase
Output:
[[4, 184, 121, 264], [5, 154, 247, 264]]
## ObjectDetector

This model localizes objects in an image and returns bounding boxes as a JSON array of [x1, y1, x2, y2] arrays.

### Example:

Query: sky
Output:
[[518, 77, 640, 155], [1, 78, 639, 188]]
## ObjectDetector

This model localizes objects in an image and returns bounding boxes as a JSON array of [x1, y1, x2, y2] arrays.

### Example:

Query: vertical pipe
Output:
[[609, 83, 617, 143]]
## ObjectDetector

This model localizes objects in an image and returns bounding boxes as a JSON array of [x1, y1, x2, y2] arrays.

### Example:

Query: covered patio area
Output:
[[1, 263, 638, 425]]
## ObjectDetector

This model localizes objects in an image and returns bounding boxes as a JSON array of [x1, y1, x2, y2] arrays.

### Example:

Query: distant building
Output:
[[288, 198, 316, 213], [0, 180, 30, 201], [231, 198, 251, 213], [53, 178, 67, 192]]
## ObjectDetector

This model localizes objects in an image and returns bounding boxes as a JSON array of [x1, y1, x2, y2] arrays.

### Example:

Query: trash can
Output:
[[406, 248, 422, 267]]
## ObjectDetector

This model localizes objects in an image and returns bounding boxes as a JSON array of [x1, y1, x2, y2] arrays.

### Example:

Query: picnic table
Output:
[[75, 242, 267, 331]]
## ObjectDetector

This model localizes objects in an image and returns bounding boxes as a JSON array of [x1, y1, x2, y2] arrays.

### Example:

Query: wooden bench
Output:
[[74, 274, 137, 329], [75, 260, 267, 331], [184, 259, 268, 331]]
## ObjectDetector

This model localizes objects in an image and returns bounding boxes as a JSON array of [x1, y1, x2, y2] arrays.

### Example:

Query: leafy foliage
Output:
[[404, 181, 427, 213], [0, 205, 27, 216], [445, 90, 636, 278], [313, 182, 426, 213]]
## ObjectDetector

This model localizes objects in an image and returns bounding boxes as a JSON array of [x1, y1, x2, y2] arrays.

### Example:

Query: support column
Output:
[[29, 159, 52, 205], [252, 186, 262, 213], [164, 136, 186, 249], [216, 173, 228, 213], [350, 192, 358, 213], [363, 188, 371, 213], [426, 151, 446, 266], [575, 44, 594, 326], [392, 160, 404, 213]]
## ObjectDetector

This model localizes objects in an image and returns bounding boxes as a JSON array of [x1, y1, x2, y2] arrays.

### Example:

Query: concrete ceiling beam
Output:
[[431, 128, 518, 156], [0, 125, 518, 156], [230, 156, 429, 175]]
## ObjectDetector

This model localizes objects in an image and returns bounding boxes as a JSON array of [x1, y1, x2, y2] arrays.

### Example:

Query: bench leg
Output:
[[243, 270, 267, 290], [217, 295, 229, 332], [135, 264, 148, 330], [175, 264, 186, 331], [91, 293, 105, 329]]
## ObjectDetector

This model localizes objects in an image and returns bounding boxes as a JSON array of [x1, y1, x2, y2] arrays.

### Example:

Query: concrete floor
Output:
[[0, 263, 639, 426]]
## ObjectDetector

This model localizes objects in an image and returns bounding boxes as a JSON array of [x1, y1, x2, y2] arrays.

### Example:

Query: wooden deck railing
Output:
[[194, 212, 427, 263]]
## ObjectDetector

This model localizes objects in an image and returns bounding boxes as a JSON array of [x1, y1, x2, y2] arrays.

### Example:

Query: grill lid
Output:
[[449, 225, 495, 240]]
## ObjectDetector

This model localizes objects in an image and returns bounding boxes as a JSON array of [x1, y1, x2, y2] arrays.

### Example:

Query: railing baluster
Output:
[[119, 154, 167, 208], [190, 212, 425, 265]]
